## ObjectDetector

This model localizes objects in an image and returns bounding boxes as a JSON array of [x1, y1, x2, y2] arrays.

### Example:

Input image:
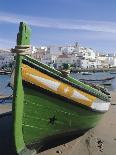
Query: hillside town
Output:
[[0, 43, 116, 70], [0, 49, 14, 70]]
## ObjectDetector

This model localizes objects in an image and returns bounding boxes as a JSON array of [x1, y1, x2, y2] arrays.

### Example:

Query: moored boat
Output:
[[0, 95, 12, 104], [12, 22, 111, 155], [81, 72, 92, 75], [80, 76, 115, 86], [110, 72, 116, 74], [80, 76, 115, 82]]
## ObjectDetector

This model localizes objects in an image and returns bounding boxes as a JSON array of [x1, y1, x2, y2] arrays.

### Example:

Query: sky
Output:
[[0, 0, 116, 53]]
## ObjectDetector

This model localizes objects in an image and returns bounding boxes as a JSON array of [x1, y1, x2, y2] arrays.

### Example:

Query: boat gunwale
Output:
[[22, 57, 110, 102], [23, 80, 107, 114]]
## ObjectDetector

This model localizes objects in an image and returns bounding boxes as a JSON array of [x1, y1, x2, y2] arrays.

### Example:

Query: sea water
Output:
[[0, 75, 12, 96], [70, 72, 116, 91], [0, 72, 116, 96]]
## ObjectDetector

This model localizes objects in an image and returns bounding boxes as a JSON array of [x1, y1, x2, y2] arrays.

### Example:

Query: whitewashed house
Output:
[[0, 49, 14, 68], [80, 58, 102, 69], [60, 46, 75, 54], [96, 54, 109, 68], [112, 57, 116, 67], [56, 53, 81, 68], [31, 47, 57, 66], [56, 54, 70, 68]]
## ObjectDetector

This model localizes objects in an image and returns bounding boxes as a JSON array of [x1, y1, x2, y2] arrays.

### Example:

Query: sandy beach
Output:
[[0, 91, 116, 155]]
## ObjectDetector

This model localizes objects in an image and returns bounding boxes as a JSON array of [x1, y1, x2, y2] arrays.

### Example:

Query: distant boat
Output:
[[81, 72, 92, 75], [11, 22, 111, 155], [103, 76, 115, 81], [80, 76, 115, 86], [110, 72, 116, 74], [0, 95, 12, 104], [80, 76, 115, 82], [0, 70, 11, 75]]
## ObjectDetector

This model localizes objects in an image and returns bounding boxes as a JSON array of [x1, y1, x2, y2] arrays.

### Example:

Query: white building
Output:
[[0, 49, 14, 69], [56, 54, 70, 67], [60, 46, 75, 54], [41, 53, 57, 65], [112, 57, 116, 67], [56, 53, 80, 68], [96, 54, 110, 68], [31, 47, 57, 66]]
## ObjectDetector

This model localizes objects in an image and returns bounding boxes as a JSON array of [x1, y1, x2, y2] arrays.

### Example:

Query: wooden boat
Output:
[[103, 76, 115, 81], [81, 80, 112, 86], [80, 76, 115, 82], [0, 70, 11, 75], [110, 72, 116, 74], [80, 76, 115, 85], [81, 72, 92, 75], [12, 22, 110, 155], [0, 95, 12, 104]]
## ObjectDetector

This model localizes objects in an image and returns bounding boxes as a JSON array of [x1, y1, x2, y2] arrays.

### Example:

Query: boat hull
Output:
[[22, 83, 102, 151], [12, 55, 110, 155]]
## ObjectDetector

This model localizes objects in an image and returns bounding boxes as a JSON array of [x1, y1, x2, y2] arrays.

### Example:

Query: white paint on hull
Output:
[[27, 73, 91, 102], [27, 73, 61, 91], [71, 90, 91, 101], [91, 99, 110, 112], [26, 73, 110, 112]]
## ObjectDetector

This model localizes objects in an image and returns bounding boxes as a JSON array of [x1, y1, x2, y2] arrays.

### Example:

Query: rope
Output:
[[11, 45, 31, 55]]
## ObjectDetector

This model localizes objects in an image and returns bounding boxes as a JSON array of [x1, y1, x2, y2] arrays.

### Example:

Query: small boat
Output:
[[0, 70, 11, 75], [80, 76, 115, 86], [81, 72, 92, 75], [103, 76, 115, 81], [80, 76, 115, 82], [11, 22, 110, 155], [79, 77, 114, 86], [0, 95, 12, 104], [110, 72, 116, 74]]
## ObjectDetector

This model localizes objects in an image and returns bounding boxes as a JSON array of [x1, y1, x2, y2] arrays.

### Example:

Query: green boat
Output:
[[12, 22, 110, 155]]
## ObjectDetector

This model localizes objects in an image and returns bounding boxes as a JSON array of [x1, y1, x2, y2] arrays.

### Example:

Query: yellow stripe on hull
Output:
[[22, 64, 96, 107]]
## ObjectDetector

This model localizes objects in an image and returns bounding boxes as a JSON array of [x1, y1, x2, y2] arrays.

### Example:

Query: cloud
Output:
[[1, 12, 116, 33]]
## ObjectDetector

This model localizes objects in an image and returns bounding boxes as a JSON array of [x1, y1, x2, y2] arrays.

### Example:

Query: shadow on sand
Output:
[[0, 112, 88, 155], [36, 129, 88, 154]]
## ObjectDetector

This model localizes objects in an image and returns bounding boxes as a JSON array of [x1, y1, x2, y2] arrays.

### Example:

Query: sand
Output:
[[0, 92, 116, 155]]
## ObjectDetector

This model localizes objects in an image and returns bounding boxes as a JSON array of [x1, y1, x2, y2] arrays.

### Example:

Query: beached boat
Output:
[[12, 22, 110, 155]]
